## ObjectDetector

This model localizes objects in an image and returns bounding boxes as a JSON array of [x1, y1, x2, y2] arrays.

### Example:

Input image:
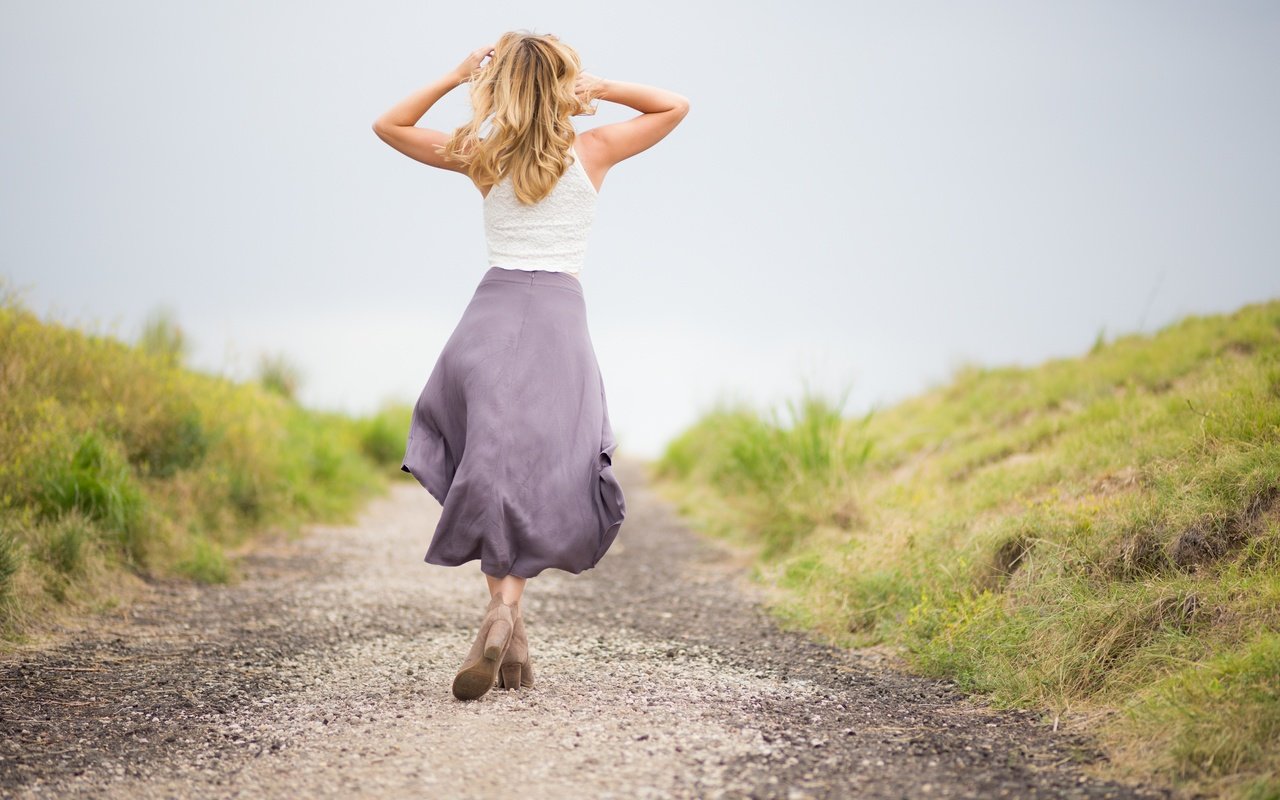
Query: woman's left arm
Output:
[[372, 44, 493, 173]]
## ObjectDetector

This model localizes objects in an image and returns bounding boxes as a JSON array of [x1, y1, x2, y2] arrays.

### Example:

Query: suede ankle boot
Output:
[[496, 599, 534, 690], [452, 591, 514, 700]]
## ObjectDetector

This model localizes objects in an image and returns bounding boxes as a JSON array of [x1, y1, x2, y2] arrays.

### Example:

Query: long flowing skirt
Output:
[[400, 266, 627, 578]]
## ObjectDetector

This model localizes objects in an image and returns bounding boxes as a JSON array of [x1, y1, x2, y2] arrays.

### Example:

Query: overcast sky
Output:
[[3, 1, 1278, 460]]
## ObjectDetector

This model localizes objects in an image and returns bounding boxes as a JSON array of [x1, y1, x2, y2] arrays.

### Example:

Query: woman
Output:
[[372, 31, 690, 701]]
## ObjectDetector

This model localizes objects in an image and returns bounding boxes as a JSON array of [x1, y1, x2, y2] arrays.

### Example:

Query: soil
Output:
[[0, 458, 1184, 799]]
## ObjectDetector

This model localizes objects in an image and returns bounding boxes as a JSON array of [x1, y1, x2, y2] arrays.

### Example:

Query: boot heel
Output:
[[500, 662, 522, 690], [484, 618, 512, 660]]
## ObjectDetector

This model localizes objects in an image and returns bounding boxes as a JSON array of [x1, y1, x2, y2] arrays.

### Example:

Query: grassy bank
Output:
[[0, 282, 413, 646], [652, 300, 1280, 798]]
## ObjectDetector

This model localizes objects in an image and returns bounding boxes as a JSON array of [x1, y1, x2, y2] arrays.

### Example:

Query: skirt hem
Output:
[[424, 552, 611, 580]]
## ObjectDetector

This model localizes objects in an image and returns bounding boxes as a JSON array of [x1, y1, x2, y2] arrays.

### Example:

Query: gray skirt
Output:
[[400, 266, 627, 579]]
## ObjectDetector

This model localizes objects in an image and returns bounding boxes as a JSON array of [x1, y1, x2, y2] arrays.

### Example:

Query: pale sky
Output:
[[3, 1, 1278, 460]]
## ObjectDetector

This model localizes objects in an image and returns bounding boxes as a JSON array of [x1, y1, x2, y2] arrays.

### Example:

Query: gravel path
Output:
[[0, 458, 1178, 799]]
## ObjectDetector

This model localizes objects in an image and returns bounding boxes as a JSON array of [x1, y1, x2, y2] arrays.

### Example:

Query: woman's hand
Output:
[[574, 72, 608, 102], [453, 44, 496, 85]]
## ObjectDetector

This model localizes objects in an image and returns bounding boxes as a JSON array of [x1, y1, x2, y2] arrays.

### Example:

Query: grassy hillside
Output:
[[0, 281, 413, 645], [653, 300, 1280, 799]]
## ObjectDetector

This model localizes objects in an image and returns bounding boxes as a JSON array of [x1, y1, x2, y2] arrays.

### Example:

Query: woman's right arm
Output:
[[577, 76, 690, 173]]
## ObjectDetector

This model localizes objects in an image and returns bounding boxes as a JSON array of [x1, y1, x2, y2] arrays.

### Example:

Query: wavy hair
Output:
[[438, 31, 604, 205]]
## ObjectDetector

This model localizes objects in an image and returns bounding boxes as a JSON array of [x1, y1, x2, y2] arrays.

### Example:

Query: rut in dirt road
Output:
[[0, 458, 1175, 799]]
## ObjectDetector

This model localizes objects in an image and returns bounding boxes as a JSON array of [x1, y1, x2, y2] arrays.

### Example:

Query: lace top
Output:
[[483, 142, 598, 275]]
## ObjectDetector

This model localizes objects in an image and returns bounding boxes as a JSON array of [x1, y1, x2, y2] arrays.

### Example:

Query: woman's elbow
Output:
[[372, 120, 401, 148]]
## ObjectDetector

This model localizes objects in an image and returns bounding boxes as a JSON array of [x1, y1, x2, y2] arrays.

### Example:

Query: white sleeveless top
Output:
[[483, 143, 598, 275]]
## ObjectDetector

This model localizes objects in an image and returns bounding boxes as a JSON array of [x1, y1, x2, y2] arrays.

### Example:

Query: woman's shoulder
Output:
[[571, 131, 607, 195], [572, 130, 602, 166]]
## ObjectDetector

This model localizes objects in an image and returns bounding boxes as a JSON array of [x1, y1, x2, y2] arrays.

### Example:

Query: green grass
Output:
[[0, 278, 415, 644], [652, 299, 1280, 798]]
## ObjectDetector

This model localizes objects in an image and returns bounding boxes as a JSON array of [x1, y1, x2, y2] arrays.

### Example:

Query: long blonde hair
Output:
[[439, 31, 603, 205]]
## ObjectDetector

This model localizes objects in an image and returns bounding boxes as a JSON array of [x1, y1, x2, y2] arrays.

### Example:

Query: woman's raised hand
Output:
[[453, 44, 496, 84], [574, 72, 608, 103]]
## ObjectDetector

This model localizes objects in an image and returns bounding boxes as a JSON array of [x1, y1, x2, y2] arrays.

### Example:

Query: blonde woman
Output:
[[372, 31, 690, 700]]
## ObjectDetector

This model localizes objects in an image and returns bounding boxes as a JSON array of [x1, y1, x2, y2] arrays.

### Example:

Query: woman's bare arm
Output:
[[577, 76, 690, 175], [372, 44, 494, 174]]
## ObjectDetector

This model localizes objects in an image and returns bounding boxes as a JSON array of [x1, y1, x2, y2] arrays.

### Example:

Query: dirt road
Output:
[[0, 458, 1175, 799]]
